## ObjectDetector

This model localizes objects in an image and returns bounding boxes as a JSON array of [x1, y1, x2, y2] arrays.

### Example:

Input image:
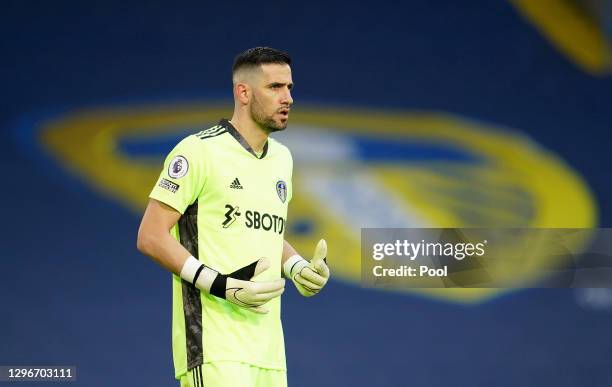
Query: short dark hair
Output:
[[232, 47, 291, 75]]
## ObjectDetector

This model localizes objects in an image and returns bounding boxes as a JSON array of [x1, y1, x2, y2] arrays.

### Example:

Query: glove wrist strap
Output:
[[180, 255, 223, 296], [180, 255, 202, 283], [283, 254, 306, 278]]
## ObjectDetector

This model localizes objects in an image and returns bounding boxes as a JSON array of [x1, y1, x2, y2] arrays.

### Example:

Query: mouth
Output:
[[278, 108, 290, 118]]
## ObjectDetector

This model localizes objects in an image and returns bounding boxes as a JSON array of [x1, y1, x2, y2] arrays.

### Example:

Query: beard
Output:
[[250, 94, 287, 133]]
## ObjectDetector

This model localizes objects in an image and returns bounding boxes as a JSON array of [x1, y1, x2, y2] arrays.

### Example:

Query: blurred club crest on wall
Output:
[[26, 102, 597, 303]]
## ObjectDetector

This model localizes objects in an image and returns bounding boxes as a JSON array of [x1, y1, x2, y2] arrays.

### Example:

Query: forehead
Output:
[[257, 63, 292, 83]]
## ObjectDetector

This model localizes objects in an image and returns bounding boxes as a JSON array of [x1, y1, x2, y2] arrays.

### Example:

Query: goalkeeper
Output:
[[136, 46, 330, 387]]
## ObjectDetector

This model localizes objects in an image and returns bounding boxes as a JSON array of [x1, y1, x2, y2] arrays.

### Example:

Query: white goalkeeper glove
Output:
[[181, 256, 285, 314], [283, 239, 330, 297]]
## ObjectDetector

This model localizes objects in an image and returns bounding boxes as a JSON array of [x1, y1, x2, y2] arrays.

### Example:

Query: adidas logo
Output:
[[230, 178, 243, 189]]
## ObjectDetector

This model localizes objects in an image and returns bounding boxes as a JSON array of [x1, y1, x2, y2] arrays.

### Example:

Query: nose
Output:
[[282, 88, 293, 106]]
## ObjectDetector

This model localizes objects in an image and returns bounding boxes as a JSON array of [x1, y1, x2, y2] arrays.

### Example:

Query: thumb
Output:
[[311, 239, 327, 266], [252, 257, 270, 278], [229, 257, 270, 280]]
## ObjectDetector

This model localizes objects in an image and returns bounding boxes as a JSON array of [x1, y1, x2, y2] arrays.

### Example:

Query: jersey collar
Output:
[[219, 119, 269, 159]]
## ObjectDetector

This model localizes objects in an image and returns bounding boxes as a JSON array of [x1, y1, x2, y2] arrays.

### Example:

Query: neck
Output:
[[229, 113, 269, 153]]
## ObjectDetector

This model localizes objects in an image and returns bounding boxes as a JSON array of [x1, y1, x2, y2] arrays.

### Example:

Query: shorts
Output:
[[179, 362, 287, 387]]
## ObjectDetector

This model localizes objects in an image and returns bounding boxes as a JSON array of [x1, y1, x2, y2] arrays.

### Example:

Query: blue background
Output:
[[1, 1, 612, 386]]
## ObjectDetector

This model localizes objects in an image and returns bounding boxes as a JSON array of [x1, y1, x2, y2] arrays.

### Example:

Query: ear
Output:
[[234, 82, 250, 105]]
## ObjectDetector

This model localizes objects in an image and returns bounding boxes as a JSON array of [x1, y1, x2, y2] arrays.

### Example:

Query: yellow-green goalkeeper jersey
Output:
[[149, 119, 293, 378]]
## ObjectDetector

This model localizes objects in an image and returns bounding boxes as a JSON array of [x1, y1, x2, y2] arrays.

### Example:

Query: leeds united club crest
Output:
[[276, 180, 287, 203]]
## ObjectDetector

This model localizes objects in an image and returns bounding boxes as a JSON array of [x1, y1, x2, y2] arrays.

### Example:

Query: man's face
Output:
[[249, 63, 293, 132]]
